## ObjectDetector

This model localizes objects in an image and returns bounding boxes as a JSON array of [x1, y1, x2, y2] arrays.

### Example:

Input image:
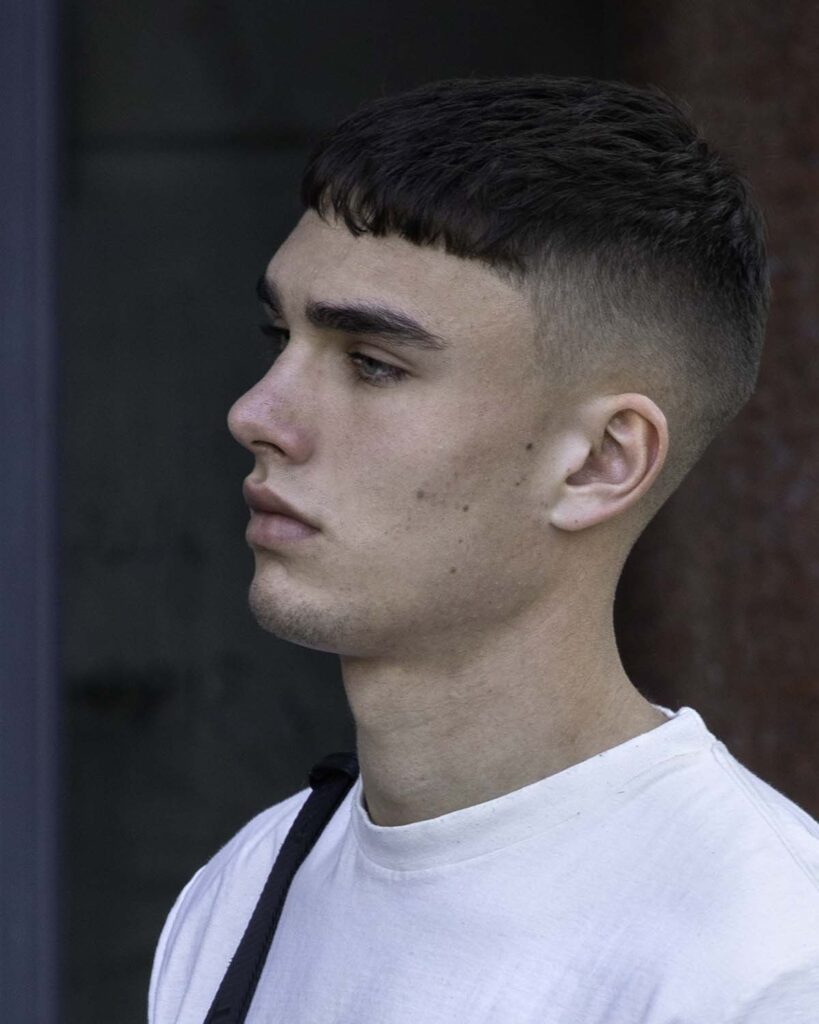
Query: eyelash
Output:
[[257, 324, 409, 387]]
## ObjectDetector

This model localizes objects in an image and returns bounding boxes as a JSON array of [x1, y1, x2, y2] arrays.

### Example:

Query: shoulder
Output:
[[710, 741, 819, 965], [641, 731, 819, 1014], [595, 706, 819, 1018], [165, 782, 312, 922], [643, 713, 819, 909], [662, 731, 819, 927], [708, 739, 819, 883], [701, 738, 819, 910], [148, 784, 312, 1023], [183, 784, 312, 899]]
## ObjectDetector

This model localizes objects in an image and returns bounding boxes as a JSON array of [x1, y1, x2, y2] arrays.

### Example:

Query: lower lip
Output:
[[246, 509, 320, 546]]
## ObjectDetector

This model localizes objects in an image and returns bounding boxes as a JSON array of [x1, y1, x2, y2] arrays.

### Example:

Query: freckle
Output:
[[525, 442, 533, 450], [416, 489, 425, 500], [461, 504, 470, 512], [449, 566, 457, 574]]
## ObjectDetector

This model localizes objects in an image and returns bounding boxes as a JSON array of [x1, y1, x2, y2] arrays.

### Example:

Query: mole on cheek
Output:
[[449, 567, 457, 574], [416, 489, 426, 500], [461, 504, 470, 512], [525, 442, 533, 450]]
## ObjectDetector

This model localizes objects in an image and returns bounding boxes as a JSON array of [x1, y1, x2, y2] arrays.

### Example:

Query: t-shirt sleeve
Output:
[[726, 961, 819, 1024], [145, 787, 312, 1024], [147, 863, 206, 1024]]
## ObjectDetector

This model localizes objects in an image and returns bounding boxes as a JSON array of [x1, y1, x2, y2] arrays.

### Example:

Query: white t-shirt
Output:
[[148, 704, 819, 1023]]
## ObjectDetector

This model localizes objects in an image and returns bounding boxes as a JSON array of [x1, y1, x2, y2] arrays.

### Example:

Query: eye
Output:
[[256, 324, 409, 387], [347, 353, 409, 386]]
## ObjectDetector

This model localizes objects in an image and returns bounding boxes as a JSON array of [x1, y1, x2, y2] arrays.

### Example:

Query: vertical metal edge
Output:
[[0, 0, 61, 1019]]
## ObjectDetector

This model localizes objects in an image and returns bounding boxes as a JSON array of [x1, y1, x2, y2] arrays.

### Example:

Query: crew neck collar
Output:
[[349, 704, 714, 872]]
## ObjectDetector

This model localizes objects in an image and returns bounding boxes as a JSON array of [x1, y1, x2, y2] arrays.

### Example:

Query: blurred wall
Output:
[[60, 3, 623, 1021], [614, 1, 819, 820]]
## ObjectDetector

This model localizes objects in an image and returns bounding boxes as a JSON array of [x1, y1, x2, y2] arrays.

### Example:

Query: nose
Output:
[[226, 367, 313, 464]]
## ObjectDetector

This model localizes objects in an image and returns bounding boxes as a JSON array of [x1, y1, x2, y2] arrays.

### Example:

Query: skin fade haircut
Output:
[[299, 74, 771, 531]]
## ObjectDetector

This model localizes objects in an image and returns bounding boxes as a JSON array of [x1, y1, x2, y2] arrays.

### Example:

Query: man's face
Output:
[[227, 209, 570, 660]]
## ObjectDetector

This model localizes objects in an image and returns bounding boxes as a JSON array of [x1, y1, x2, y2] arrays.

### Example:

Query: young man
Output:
[[149, 75, 819, 1022]]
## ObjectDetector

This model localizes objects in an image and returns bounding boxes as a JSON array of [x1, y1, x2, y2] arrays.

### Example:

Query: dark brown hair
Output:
[[300, 74, 771, 523]]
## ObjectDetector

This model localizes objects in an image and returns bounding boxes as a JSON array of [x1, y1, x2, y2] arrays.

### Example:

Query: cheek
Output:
[[386, 426, 531, 541], [334, 378, 541, 542]]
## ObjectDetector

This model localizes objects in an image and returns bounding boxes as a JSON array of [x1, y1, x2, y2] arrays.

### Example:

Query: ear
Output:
[[548, 394, 669, 532]]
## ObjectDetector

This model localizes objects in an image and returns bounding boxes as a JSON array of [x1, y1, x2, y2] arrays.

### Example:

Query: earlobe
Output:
[[547, 397, 668, 534]]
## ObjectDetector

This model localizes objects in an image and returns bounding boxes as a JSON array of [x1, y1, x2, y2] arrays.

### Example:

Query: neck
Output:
[[341, 597, 667, 827]]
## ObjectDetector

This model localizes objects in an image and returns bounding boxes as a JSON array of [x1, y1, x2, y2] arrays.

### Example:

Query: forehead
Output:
[[266, 209, 535, 343]]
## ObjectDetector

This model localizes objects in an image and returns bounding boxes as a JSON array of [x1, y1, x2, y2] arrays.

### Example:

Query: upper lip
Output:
[[242, 480, 318, 528]]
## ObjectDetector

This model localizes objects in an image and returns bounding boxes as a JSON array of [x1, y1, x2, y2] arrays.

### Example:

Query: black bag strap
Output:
[[203, 751, 360, 1024]]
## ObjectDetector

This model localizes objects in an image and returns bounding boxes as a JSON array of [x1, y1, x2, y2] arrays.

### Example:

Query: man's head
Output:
[[228, 74, 769, 659]]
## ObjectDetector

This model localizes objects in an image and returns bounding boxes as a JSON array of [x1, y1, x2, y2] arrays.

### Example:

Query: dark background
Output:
[[44, 1, 819, 1020]]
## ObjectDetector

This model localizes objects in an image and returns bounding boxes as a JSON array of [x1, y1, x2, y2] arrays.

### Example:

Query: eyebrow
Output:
[[255, 274, 449, 352]]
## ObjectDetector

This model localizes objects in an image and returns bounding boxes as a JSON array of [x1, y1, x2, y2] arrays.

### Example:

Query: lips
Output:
[[242, 480, 318, 529]]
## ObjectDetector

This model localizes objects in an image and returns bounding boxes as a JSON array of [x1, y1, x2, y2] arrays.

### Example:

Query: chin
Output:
[[247, 579, 360, 654]]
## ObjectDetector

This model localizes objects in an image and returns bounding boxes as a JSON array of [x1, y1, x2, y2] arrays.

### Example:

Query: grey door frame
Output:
[[0, 0, 62, 1020]]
